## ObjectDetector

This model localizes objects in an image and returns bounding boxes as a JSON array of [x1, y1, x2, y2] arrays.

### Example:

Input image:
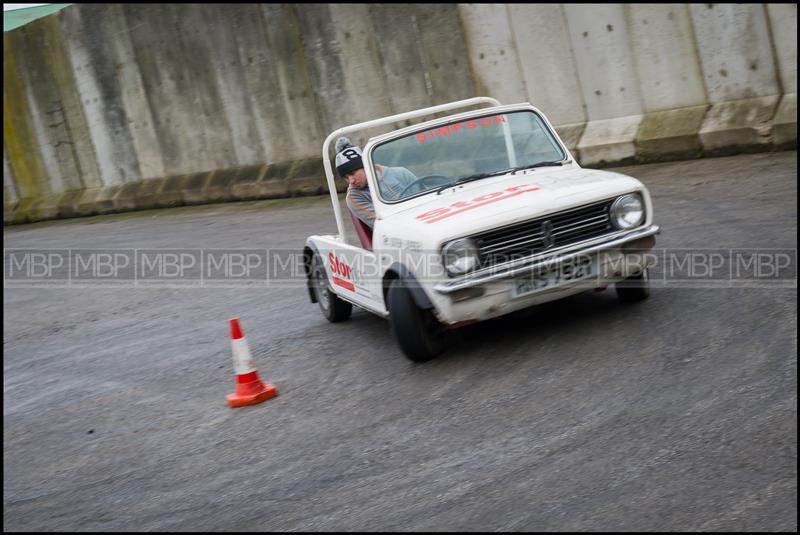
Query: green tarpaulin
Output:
[[4, 4, 72, 32]]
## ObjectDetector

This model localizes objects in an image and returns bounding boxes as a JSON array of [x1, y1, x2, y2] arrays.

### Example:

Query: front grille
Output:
[[472, 198, 616, 269]]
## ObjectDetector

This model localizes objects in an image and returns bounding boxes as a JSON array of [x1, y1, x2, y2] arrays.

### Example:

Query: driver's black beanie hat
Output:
[[335, 137, 364, 177]]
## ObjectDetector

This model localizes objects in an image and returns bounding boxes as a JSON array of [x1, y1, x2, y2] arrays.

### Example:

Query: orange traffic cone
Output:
[[226, 317, 278, 408]]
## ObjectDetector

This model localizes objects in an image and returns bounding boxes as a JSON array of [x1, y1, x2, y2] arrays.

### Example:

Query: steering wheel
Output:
[[397, 175, 452, 198]]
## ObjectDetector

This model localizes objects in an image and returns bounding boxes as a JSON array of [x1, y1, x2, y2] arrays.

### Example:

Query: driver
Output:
[[335, 137, 417, 229]]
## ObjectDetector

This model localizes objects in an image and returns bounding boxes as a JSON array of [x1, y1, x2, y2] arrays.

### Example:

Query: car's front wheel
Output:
[[311, 253, 352, 322], [615, 268, 651, 303], [387, 279, 446, 362]]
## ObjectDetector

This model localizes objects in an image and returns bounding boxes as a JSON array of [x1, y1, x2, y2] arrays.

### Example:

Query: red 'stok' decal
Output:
[[416, 185, 541, 224], [328, 252, 355, 291]]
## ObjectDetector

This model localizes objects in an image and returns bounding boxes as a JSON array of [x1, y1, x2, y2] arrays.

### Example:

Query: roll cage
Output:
[[321, 97, 505, 244]]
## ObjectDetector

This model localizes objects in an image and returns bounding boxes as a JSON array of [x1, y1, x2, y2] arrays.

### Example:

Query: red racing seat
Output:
[[349, 211, 373, 251]]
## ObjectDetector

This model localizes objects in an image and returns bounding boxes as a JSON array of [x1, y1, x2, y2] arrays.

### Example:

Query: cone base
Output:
[[226, 383, 278, 408]]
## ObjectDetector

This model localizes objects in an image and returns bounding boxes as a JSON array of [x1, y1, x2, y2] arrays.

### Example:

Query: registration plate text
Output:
[[511, 255, 596, 298]]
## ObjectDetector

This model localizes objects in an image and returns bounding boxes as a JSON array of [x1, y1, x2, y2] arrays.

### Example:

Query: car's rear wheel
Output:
[[615, 268, 651, 303], [311, 253, 352, 322], [387, 279, 446, 362]]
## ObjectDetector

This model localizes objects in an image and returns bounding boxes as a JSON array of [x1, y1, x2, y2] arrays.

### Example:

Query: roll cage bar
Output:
[[321, 96, 505, 243]]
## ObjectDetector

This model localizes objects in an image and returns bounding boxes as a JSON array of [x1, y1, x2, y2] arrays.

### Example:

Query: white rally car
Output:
[[304, 97, 659, 362]]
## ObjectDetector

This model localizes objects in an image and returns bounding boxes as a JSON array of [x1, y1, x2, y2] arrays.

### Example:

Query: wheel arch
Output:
[[383, 262, 434, 310], [303, 244, 319, 303]]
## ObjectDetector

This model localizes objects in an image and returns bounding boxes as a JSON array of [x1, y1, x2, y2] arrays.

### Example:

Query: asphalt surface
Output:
[[3, 151, 797, 531]]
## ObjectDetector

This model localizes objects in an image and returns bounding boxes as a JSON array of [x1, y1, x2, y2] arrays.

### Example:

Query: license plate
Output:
[[511, 255, 596, 298]]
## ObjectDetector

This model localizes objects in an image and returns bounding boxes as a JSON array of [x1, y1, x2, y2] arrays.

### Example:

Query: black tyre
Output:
[[311, 254, 352, 322], [387, 279, 446, 362], [615, 268, 651, 303]]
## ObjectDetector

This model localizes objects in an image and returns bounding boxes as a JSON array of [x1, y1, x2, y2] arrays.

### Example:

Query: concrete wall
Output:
[[3, 3, 796, 224]]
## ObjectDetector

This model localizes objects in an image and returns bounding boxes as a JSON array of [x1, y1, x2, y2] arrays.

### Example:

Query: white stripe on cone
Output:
[[231, 337, 257, 375]]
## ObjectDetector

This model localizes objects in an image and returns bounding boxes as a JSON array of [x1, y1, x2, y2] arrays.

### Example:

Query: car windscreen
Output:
[[370, 110, 565, 203]]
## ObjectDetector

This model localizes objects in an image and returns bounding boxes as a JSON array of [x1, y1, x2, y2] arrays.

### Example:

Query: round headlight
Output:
[[610, 194, 644, 229], [442, 238, 479, 275]]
